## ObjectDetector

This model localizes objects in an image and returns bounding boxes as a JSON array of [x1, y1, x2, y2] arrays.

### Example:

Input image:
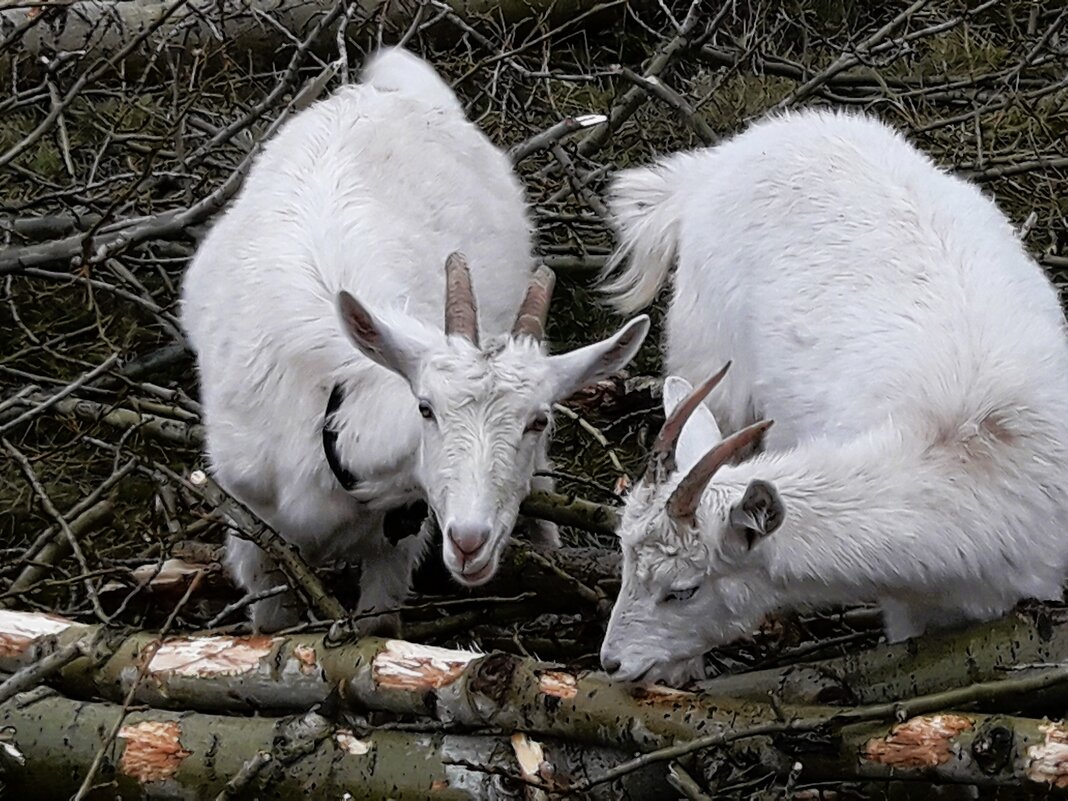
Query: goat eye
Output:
[[418, 400, 435, 421], [526, 413, 549, 433], [665, 586, 698, 602]]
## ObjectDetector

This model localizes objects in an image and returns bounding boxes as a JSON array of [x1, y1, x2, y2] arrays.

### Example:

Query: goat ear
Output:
[[548, 315, 651, 401], [337, 291, 427, 382], [729, 480, 785, 550], [664, 376, 723, 474]]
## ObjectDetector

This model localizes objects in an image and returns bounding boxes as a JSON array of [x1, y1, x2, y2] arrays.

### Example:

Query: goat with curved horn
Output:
[[646, 361, 732, 482], [444, 251, 479, 346], [512, 265, 555, 341], [600, 107, 1068, 688]]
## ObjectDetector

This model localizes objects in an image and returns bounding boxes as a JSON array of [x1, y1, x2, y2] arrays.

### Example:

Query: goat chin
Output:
[[599, 107, 1068, 665]]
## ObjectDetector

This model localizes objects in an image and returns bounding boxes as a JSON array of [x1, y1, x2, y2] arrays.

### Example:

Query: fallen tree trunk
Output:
[[815, 712, 1068, 791], [699, 605, 1068, 709], [1, 0, 637, 81], [5, 609, 1068, 794], [0, 688, 666, 800], [0, 608, 771, 752], [3, 690, 1068, 798]]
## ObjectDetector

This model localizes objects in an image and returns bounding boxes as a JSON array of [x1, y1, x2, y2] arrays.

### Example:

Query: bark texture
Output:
[[0, 688, 666, 799], [0, 609, 768, 750], [698, 606, 1068, 709], [5, 609, 1068, 795]]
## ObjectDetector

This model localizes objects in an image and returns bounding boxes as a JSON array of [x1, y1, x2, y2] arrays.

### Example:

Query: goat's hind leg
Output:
[[225, 534, 303, 632]]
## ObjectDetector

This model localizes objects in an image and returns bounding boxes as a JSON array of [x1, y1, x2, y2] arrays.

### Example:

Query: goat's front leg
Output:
[[881, 597, 990, 643], [879, 597, 931, 643], [351, 514, 432, 637], [519, 438, 561, 549], [225, 535, 304, 633]]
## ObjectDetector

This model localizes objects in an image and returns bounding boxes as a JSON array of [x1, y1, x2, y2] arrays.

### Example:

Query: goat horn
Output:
[[666, 419, 774, 524], [644, 362, 732, 483], [512, 265, 556, 341], [444, 251, 479, 346]]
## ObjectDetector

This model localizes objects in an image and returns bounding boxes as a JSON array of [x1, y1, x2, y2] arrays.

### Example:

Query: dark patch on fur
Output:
[[383, 500, 429, 545], [323, 383, 360, 491]]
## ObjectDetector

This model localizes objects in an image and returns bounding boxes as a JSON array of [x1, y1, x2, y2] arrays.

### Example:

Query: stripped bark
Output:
[[807, 713, 1068, 791], [0, 689, 666, 800]]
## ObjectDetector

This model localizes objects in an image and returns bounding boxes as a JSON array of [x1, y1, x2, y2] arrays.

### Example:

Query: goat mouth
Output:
[[443, 524, 505, 587], [449, 542, 500, 586], [456, 560, 495, 585], [613, 662, 656, 683]]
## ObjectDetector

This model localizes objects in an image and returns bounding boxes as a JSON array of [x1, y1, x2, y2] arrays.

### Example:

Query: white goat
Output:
[[181, 48, 650, 633], [597, 108, 1068, 684]]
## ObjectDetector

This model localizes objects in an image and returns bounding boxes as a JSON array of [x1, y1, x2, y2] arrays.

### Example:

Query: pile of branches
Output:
[[1, 1, 1067, 798]]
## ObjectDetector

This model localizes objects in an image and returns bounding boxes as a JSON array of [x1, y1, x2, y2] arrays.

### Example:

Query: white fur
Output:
[[182, 47, 649, 632], [598, 108, 1068, 683]]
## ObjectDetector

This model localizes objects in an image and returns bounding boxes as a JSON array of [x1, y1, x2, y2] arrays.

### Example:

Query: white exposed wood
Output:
[[373, 639, 480, 691], [146, 635, 279, 678], [1025, 722, 1068, 788], [0, 609, 73, 658], [537, 669, 578, 699], [862, 714, 974, 770], [335, 729, 373, 756]]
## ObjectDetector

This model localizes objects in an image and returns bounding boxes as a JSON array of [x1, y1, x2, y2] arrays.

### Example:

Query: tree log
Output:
[[3, 689, 1068, 798], [6, 609, 1068, 795], [809, 712, 1068, 792], [698, 605, 1068, 710], [1, 0, 636, 81], [0, 688, 666, 800], [0, 608, 769, 752]]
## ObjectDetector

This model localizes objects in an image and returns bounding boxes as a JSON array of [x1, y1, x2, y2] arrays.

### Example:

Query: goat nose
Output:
[[601, 655, 622, 674], [448, 523, 491, 556]]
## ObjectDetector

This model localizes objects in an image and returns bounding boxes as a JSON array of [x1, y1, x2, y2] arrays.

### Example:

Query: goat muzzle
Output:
[[444, 251, 479, 346], [512, 264, 556, 341]]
